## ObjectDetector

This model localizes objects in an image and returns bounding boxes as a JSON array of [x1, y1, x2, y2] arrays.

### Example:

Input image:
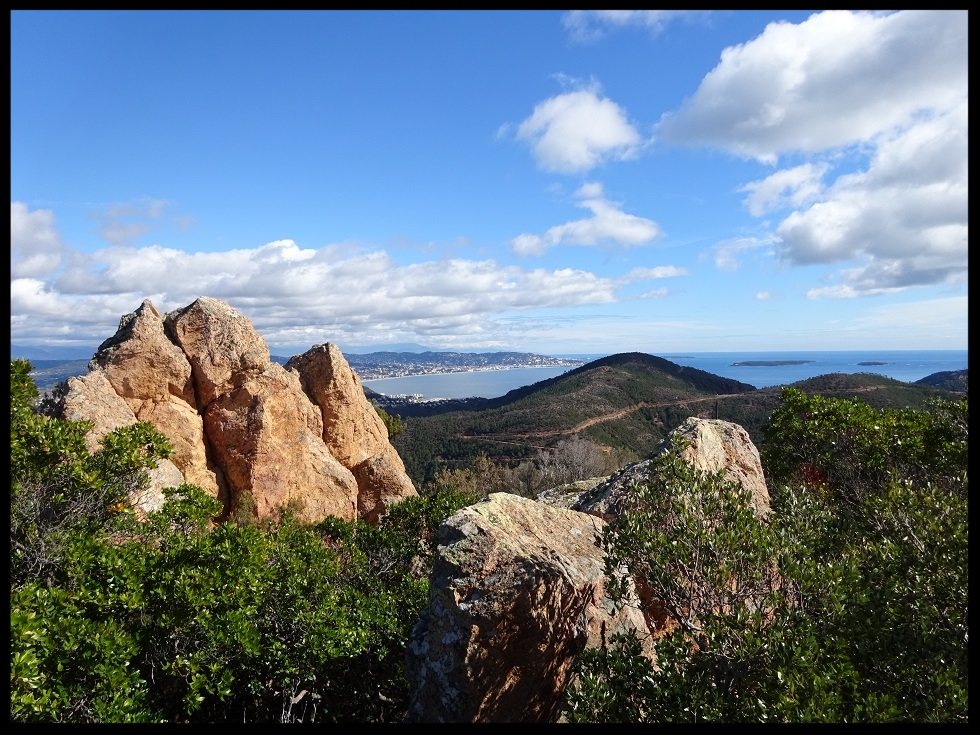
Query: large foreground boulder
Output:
[[54, 297, 417, 525], [405, 492, 653, 723]]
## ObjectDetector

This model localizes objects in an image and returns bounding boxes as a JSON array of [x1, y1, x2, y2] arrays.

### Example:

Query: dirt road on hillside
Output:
[[461, 385, 884, 446]]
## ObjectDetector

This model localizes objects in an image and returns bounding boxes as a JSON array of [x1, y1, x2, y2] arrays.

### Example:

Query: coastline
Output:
[[354, 362, 581, 381], [361, 350, 967, 399]]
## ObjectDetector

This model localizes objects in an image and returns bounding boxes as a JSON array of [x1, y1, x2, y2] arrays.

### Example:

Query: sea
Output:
[[361, 350, 968, 400]]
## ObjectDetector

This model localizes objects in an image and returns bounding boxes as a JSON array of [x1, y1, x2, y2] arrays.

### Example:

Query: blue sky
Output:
[[11, 10, 968, 357]]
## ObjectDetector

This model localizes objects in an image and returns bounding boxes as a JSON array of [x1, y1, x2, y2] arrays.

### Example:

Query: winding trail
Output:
[[461, 385, 884, 447]]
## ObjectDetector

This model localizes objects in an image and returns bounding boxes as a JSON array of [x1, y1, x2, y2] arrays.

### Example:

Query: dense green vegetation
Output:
[[11, 359, 478, 722], [564, 387, 968, 722], [11, 356, 968, 722]]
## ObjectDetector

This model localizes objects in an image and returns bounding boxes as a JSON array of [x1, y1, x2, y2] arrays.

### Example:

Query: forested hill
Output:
[[548, 352, 758, 397], [378, 352, 757, 419], [389, 353, 963, 487], [915, 368, 968, 393], [391, 352, 759, 483]]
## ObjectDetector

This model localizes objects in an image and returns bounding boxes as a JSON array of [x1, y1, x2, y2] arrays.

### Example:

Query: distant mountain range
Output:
[[327, 351, 583, 379]]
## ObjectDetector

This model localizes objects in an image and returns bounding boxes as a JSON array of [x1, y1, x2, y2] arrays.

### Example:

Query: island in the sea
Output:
[[278, 350, 585, 380], [731, 360, 815, 367], [858, 361, 892, 366]]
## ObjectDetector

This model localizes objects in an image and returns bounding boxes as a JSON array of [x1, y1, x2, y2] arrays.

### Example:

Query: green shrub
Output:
[[565, 390, 968, 722]]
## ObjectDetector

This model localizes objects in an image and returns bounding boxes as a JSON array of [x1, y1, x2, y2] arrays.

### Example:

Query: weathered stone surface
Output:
[[203, 363, 360, 524], [56, 371, 179, 515], [136, 399, 226, 502], [164, 297, 270, 407], [92, 299, 196, 408], [670, 417, 770, 516], [286, 343, 388, 464], [59, 371, 139, 455], [405, 492, 653, 723], [55, 297, 417, 526], [535, 477, 607, 510], [85, 299, 224, 501], [352, 450, 418, 526], [576, 417, 770, 520], [288, 343, 417, 521]]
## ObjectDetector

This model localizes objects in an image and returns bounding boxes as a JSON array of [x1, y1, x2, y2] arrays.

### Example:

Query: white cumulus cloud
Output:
[[516, 87, 643, 174], [738, 163, 831, 217], [11, 217, 662, 351], [778, 100, 967, 296], [511, 182, 661, 256], [11, 202, 65, 278], [658, 10, 967, 162], [656, 10, 967, 299]]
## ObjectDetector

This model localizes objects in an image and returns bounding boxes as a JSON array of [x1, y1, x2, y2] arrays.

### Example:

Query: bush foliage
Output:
[[10, 360, 967, 722], [564, 387, 968, 722]]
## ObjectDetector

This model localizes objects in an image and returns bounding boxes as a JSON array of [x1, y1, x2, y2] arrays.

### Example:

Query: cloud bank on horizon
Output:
[[11, 10, 968, 355]]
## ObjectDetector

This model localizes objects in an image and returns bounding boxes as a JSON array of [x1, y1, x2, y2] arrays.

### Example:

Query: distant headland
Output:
[[857, 361, 892, 366]]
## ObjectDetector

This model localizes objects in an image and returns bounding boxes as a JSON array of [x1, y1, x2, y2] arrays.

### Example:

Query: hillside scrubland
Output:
[[11, 356, 968, 722]]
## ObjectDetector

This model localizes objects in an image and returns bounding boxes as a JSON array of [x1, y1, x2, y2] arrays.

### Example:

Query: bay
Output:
[[362, 366, 573, 400], [361, 350, 968, 400]]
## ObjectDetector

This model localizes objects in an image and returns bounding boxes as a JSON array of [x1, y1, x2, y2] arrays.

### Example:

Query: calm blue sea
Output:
[[361, 350, 968, 400]]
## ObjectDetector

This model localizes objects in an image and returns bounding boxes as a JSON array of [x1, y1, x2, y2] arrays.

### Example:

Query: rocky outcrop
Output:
[[202, 363, 360, 524], [670, 416, 770, 516], [405, 492, 653, 723], [574, 416, 770, 520], [286, 343, 416, 526], [165, 298, 271, 407], [534, 477, 607, 510], [88, 300, 224, 500], [408, 417, 770, 723], [55, 297, 417, 525]]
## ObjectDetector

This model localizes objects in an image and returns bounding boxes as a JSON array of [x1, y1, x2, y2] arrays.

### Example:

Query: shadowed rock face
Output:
[[55, 297, 417, 525], [405, 492, 653, 724]]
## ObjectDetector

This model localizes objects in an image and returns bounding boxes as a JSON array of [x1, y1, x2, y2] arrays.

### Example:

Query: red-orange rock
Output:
[[57, 297, 416, 526], [56, 370, 180, 515], [203, 364, 359, 524], [288, 343, 418, 524], [164, 297, 270, 407]]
